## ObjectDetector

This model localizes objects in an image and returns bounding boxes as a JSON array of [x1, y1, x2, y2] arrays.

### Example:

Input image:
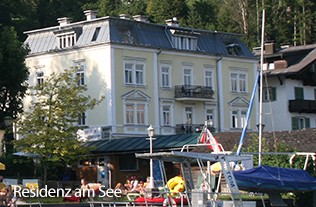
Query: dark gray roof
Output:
[[84, 127, 316, 155], [86, 133, 200, 154], [24, 16, 254, 58], [265, 47, 316, 76]]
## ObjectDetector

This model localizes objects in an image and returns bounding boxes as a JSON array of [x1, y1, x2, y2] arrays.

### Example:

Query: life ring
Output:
[[163, 197, 177, 207], [166, 176, 185, 197]]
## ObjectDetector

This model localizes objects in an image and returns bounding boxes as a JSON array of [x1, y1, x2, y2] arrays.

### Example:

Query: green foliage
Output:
[[147, 0, 188, 24], [244, 133, 294, 167], [118, 0, 148, 16], [187, 0, 218, 30], [14, 68, 103, 181], [0, 26, 29, 120]]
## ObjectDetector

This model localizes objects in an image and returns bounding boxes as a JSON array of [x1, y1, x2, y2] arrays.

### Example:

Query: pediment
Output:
[[228, 97, 249, 107], [121, 90, 150, 101]]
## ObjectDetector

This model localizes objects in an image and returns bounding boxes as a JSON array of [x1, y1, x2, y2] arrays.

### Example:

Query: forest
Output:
[[0, 0, 315, 50]]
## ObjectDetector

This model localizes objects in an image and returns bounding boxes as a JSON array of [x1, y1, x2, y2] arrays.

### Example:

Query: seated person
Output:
[[0, 176, 11, 206]]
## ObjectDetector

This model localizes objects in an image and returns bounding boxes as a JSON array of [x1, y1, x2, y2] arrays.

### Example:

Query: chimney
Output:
[[264, 42, 275, 55], [132, 15, 149, 22], [165, 17, 179, 27], [57, 17, 72, 26], [84, 10, 98, 20], [119, 14, 130, 20], [274, 60, 288, 69]]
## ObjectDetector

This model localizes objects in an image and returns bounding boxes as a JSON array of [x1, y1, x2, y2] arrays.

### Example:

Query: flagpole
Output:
[[258, 9, 265, 166]]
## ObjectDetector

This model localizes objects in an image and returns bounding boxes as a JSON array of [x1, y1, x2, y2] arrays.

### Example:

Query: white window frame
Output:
[[183, 66, 192, 86], [231, 108, 247, 129], [162, 105, 171, 126], [78, 112, 86, 126], [230, 70, 248, 93], [124, 60, 145, 86], [161, 64, 171, 88], [184, 106, 194, 124], [75, 64, 85, 86], [204, 66, 214, 88], [57, 32, 76, 49], [174, 36, 197, 50], [205, 108, 214, 124], [124, 102, 147, 125], [36, 71, 44, 85]]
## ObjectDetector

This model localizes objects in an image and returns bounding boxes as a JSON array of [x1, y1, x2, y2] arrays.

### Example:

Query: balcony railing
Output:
[[175, 124, 215, 134], [174, 85, 214, 100], [289, 99, 316, 113]]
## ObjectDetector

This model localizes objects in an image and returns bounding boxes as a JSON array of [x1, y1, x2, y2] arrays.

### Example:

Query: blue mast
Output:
[[236, 70, 260, 156]]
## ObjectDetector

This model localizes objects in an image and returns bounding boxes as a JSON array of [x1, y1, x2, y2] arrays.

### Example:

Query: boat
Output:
[[232, 9, 316, 207]]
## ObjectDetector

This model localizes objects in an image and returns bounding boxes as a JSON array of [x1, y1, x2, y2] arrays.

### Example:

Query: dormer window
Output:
[[57, 32, 76, 49], [225, 42, 243, 55], [169, 29, 199, 50], [173, 35, 197, 50], [91, 27, 101, 42]]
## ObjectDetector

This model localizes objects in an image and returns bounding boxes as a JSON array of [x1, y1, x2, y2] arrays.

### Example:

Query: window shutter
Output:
[[291, 117, 298, 130], [272, 87, 277, 101], [294, 87, 304, 100], [305, 118, 310, 128]]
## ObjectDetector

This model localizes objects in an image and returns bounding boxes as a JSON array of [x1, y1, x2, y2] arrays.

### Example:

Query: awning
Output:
[[0, 162, 5, 170]]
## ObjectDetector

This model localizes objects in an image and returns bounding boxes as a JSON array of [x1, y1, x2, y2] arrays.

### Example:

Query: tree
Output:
[[14, 68, 103, 183], [146, 0, 188, 24], [187, 0, 219, 31], [0, 26, 29, 122], [244, 133, 293, 167]]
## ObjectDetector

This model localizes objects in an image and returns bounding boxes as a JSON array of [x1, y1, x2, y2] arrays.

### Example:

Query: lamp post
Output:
[[147, 124, 155, 189], [0, 116, 13, 156]]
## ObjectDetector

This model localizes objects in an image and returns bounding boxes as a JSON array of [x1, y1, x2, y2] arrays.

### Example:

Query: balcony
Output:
[[174, 85, 214, 101], [175, 124, 215, 134], [289, 99, 316, 113]]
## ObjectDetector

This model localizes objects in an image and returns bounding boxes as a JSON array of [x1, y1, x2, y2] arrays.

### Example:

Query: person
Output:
[[0, 176, 10, 206], [0, 176, 7, 206], [80, 178, 92, 201]]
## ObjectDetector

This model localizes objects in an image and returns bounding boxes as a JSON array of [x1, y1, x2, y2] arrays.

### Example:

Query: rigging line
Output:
[[263, 68, 277, 149]]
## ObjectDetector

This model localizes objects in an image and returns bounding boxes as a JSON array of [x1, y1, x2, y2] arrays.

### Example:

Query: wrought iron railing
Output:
[[174, 85, 214, 99]]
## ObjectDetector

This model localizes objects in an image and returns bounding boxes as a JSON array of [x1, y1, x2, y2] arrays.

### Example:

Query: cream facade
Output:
[[24, 11, 258, 139]]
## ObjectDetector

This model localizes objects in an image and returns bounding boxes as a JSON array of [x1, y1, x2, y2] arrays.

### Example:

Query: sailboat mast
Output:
[[258, 9, 265, 166]]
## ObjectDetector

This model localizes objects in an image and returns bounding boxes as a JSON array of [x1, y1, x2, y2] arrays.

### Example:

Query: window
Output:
[[124, 61, 145, 86], [225, 42, 243, 55], [230, 71, 247, 93], [75, 65, 85, 86], [206, 108, 214, 125], [58, 32, 76, 48], [294, 87, 304, 100], [292, 117, 310, 130], [78, 112, 86, 126], [91, 27, 100, 42], [119, 154, 138, 171], [135, 64, 144, 85], [263, 87, 276, 102], [185, 107, 193, 124], [161, 65, 171, 88], [36, 71, 44, 85], [125, 103, 146, 125], [173, 36, 197, 50], [231, 109, 247, 128], [184, 68, 192, 86], [204, 69, 213, 88], [136, 104, 145, 124], [162, 105, 171, 126]]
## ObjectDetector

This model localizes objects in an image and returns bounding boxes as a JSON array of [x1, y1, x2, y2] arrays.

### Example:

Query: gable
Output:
[[228, 97, 249, 108], [121, 90, 150, 102]]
